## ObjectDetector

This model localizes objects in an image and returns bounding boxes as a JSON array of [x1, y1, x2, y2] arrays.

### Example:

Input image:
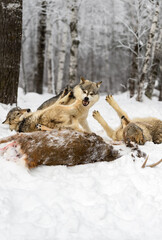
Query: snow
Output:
[[0, 88, 162, 240]]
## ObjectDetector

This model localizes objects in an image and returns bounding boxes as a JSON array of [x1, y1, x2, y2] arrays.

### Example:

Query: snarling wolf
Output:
[[93, 95, 162, 145], [3, 78, 102, 133], [2, 107, 31, 131]]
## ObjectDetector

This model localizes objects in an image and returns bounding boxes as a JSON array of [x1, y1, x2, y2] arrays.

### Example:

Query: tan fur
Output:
[[4, 79, 101, 133], [93, 95, 162, 145]]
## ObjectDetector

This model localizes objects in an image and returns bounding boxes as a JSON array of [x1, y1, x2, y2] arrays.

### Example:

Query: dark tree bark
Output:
[[34, 1, 47, 94], [159, 74, 162, 101], [0, 0, 22, 104], [159, 48, 162, 101]]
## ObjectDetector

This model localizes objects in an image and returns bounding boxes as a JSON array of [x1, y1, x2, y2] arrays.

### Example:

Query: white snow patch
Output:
[[0, 88, 162, 240]]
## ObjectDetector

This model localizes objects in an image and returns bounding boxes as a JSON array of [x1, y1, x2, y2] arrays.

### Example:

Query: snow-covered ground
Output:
[[0, 89, 162, 240]]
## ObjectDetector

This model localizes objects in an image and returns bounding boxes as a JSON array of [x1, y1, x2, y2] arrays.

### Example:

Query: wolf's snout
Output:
[[82, 97, 90, 106], [84, 97, 89, 102], [27, 109, 31, 113]]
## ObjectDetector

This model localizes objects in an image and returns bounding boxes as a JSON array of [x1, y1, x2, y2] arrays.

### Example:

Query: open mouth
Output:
[[82, 100, 90, 106]]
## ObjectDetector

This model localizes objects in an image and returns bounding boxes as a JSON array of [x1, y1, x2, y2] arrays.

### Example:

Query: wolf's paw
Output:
[[92, 110, 101, 120], [106, 95, 114, 105], [36, 124, 42, 130]]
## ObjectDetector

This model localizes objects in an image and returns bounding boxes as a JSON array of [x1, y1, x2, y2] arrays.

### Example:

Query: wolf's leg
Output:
[[121, 116, 130, 129], [106, 95, 130, 121], [93, 110, 115, 139], [70, 118, 84, 132], [78, 118, 91, 133], [57, 91, 72, 105], [36, 124, 53, 131]]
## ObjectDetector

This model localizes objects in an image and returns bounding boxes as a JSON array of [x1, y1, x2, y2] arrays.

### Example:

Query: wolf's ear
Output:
[[96, 81, 102, 88], [2, 118, 9, 124], [80, 77, 86, 84]]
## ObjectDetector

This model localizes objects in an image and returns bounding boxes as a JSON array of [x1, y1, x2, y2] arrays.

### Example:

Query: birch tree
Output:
[[136, 0, 160, 101], [0, 0, 22, 104], [56, 21, 68, 94], [145, 30, 161, 99], [68, 0, 80, 86], [34, 0, 47, 94], [45, 1, 55, 94]]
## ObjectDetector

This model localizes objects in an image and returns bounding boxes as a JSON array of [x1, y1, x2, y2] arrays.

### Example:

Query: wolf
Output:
[[2, 107, 31, 131], [3, 78, 102, 133], [93, 95, 162, 145]]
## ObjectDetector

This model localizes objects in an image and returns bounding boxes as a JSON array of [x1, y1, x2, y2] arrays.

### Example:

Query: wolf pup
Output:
[[93, 95, 162, 145], [9, 78, 102, 133], [2, 107, 31, 131]]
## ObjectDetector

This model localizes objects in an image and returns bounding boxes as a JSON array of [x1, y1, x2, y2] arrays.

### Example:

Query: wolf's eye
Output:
[[83, 90, 86, 94], [90, 93, 94, 96], [17, 113, 20, 116]]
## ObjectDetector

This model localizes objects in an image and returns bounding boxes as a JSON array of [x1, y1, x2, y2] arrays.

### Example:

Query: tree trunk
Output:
[[0, 0, 22, 104], [56, 22, 68, 94], [159, 46, 162, 101], [145, 30, 162, 99], [46, 2, 54, 94], [34, 1, 47, 94], [158, 72, 162, 101], [129, 43, 138, 98], [68, 0, 80, 86], [136, 0, 160, 102]]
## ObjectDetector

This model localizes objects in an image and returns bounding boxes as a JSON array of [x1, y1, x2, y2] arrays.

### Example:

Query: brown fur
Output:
[[0, 129, 119, 168], [93, 95, 162, 145], [4, 78, 101, 133]]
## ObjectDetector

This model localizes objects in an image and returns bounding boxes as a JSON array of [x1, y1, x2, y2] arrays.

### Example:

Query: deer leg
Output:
[[142, 157, 162, 168]]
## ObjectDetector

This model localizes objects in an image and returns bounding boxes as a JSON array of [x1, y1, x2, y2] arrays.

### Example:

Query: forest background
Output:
[[0, 0, 162, 105]]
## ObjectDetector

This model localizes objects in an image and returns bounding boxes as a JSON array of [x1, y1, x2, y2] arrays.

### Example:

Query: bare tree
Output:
[[56, 21, 68, 94], [118, 0, 150, 97], [68, 0, 80, 86], [0, 0, 22, 104], [136, 0, 160, 101], [34, 0, 47, 94], [45, 1, 55, 94], [145, 30, 161, 99], [158, 40, 162, 101]]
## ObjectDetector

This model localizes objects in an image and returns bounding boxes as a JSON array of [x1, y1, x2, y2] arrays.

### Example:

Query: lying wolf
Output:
[[93, 95, 162, 145], [2, 78, 102, 133], [2, 107, 31, 131]]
